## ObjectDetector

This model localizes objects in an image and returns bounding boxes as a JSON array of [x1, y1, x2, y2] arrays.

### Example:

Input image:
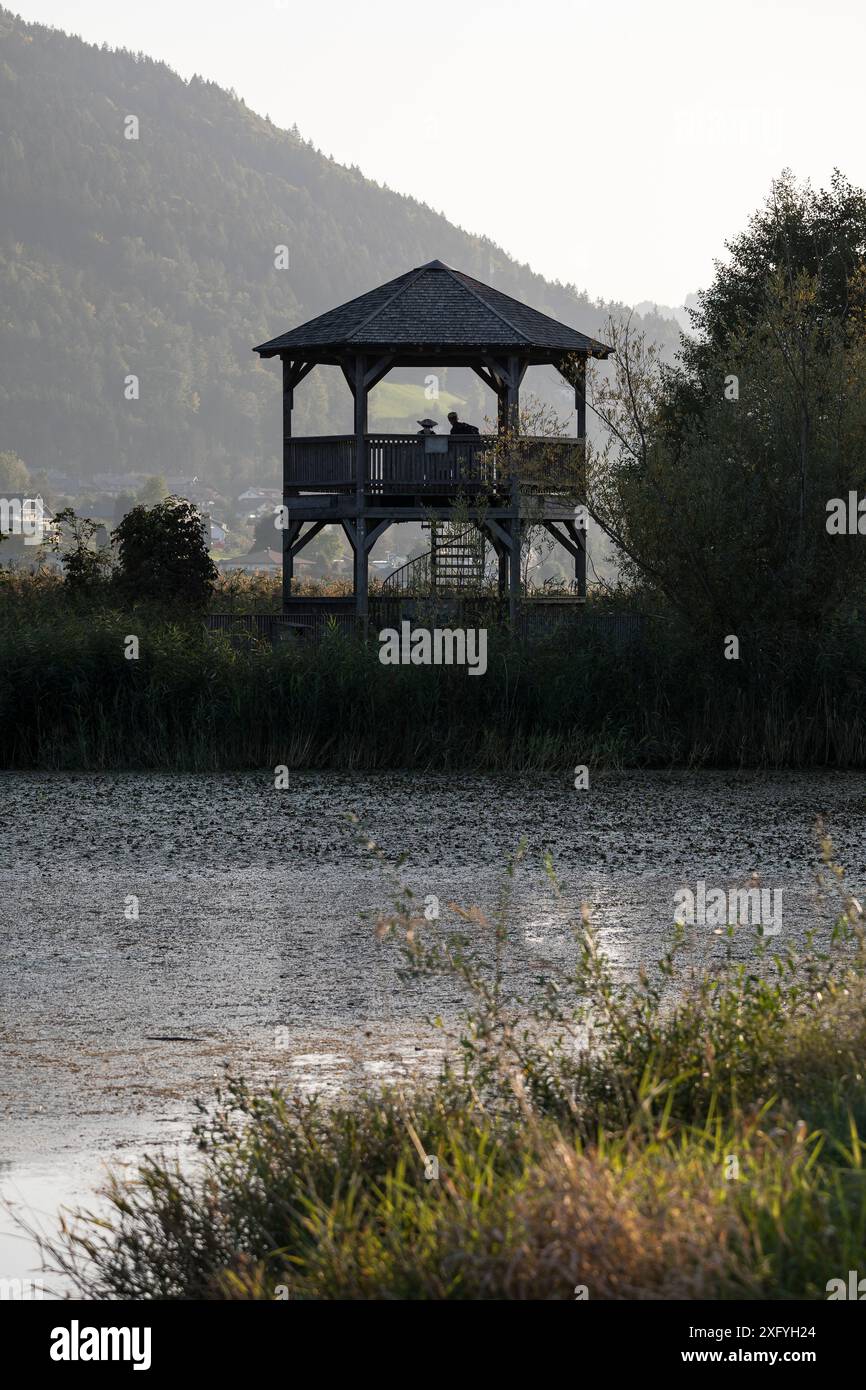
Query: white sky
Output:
[[14, 0, 863, 305]]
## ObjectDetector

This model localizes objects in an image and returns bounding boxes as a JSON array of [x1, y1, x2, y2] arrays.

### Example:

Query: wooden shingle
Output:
[[254, 260, 611, 358]]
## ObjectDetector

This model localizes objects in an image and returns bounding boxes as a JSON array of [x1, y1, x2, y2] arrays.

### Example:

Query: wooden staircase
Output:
[[382, 523, 488, 597]]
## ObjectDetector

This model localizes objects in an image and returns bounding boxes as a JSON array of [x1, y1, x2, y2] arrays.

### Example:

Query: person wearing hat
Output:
[[417, 417, 446, 484]]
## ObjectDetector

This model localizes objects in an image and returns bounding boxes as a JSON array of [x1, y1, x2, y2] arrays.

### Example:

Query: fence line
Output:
[[206, 603, 647, 649]]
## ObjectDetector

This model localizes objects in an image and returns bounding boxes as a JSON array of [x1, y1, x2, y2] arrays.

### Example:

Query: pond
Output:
[[2, 768, 865, 1290]]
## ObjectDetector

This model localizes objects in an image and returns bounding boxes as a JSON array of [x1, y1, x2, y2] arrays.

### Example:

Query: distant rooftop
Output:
[[254, 260, 611, 359]]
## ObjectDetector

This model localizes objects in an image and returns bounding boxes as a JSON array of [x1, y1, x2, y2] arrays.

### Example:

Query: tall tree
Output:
[[587, 215, 866, 632]]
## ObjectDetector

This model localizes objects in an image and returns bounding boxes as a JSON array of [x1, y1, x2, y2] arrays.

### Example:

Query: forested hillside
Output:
[[0, 7, 681, 491]]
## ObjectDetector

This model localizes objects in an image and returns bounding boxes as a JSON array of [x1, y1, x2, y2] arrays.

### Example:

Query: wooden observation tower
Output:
[[254, 261, 611, 626]]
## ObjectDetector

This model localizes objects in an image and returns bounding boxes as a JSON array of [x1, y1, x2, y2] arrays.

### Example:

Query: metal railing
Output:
[[382, 526, 488, 597]]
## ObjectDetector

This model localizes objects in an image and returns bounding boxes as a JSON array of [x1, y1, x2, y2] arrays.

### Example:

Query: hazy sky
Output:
[[14, 0, 864, 305]]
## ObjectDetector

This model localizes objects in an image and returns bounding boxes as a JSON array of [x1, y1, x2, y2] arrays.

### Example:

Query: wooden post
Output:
[[575, 358, 587, 599], [354, 353, 366, 511], [574, 524, 587, 599], [354, 354, 368, 626], [507, 356, 521, 623], [575, 357, 587, 441], [282, 357, 293, 610], [508, 516, 521, 623], [507, 355, 520, 433]]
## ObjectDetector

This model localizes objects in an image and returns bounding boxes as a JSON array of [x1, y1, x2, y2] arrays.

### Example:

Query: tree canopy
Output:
[[587, 174, 866, 635], [112, 497, 217, 607]]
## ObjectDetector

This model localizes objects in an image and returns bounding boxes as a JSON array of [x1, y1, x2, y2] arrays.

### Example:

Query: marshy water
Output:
[[2, 767, 866, 1291]]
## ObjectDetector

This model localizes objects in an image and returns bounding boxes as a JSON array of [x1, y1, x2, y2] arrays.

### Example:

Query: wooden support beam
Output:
[[363, 519, 391, 552], [541, 520, 587, 596], [482, 356, 527, 437], [508, 516, 521, 623], [354, 354, 367, 500], [353, 354, 368, 625], [574, 361, 588, 593], [469, 363, 500, 394], [575, 358, 587, 442], [566, 517, 587, 599], [507, 354, 520, 432], [484, 517, 512, 549], [282, 518, 303, 607], [283, 358, 316, 391], [355, 534, 368, 625], [479, 521, 509, 596], [281, 359, 293, 610], [363, 354, 394, 391], [541, 519, 576, 558], [482, 355, 512, 390], [340, 359, 356, 397], [289, 520, 326, 556]]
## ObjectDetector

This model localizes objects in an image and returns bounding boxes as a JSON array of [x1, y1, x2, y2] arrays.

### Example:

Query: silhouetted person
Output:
[[447, 411, 480, 436], [417, 418, 438, 435]]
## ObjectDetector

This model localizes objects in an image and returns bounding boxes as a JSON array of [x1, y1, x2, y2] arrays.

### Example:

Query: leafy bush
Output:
[[112, 496, 216, 609]]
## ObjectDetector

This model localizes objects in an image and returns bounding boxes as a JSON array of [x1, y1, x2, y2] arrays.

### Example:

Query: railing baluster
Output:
[[286, 434, 583, 496]]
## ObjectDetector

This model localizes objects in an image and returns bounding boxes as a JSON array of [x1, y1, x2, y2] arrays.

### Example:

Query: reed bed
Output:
[[1, 573, 865, 769]]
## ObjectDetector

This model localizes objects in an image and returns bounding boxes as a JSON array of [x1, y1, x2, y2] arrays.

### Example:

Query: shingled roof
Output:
[[254, 260, 611, 359]]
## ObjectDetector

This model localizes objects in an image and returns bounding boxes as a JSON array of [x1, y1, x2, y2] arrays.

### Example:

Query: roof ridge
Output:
[[456, 268, 597, 343], [348, 264, 431, 341], [445, 267, 530, 343]]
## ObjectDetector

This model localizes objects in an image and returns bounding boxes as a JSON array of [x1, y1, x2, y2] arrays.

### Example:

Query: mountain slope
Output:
[[0, 7, 681, 491]]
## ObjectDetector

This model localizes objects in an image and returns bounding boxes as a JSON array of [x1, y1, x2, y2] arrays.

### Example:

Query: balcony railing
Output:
[[286, 434, 584, 495], [286, 435, 356, 487]]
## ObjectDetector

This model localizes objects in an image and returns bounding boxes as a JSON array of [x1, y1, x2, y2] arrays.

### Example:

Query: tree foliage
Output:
[[686, 170, 866, 371], [112, 496, 216, 607], [0, 449, 30, 494], [587, 174, 866, 633], [53, 507, 112, 590]]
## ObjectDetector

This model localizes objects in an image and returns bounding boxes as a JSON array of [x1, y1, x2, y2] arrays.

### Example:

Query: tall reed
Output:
[[2, 575, 865, 769]]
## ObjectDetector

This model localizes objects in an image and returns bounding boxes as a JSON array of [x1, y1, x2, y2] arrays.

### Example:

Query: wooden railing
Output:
[[504, 436, 585, 495], [366, 433, 496, 492], [286, 434, 584, 495], [287, 435, 356, 487]]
